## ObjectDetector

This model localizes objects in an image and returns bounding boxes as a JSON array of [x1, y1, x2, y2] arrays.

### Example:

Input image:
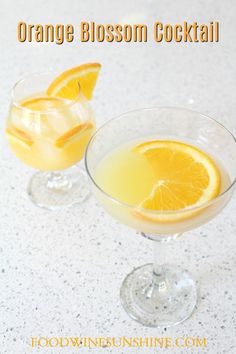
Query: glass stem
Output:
[[46, 171, 72, 191], [152, 237, 172, 293]]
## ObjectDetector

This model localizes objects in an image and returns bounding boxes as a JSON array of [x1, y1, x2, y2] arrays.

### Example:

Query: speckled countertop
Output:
[[0, 0, 236, 353]]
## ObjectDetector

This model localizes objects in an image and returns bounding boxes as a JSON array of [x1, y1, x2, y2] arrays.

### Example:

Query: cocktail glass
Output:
[[6, 72, 95, 209], [85, 107, 236, 327]]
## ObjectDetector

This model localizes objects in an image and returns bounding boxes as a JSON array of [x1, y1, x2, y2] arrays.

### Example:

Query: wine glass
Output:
[[85, 107, 236, 327], [6, 72, 95, 209]]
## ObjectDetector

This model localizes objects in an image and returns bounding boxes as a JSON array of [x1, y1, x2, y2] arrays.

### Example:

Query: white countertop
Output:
[[1, 0, 236, 353]]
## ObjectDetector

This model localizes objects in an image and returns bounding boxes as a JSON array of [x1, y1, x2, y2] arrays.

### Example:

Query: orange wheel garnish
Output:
[[47, 63, 101, 100], [132, 140, 221, 222]]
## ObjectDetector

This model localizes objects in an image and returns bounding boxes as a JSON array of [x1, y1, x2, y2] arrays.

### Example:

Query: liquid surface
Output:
[[95, 139, 225, 210], [94, 139, 231, 233]]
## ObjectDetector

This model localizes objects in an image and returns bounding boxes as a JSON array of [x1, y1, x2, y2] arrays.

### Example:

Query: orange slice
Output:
[[55, 122, 94, 148], [47, 63, 101, 100], [132, 140, 221, 222], [6, 126, 33, 149], [21, 96, 67, 111]]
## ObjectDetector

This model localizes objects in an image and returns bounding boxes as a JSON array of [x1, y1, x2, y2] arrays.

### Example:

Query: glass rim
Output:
[[85, 106, 236, 215], [11, 70, 83, 114]]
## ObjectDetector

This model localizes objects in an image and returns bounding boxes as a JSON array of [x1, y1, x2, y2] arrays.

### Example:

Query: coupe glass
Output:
[[6, 72, 95, 209], [85, 107, 236, 327]]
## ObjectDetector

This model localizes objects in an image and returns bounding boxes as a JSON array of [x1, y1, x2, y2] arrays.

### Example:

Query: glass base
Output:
[[27, 166, 90, 210], [120, 263, 197, 327]]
